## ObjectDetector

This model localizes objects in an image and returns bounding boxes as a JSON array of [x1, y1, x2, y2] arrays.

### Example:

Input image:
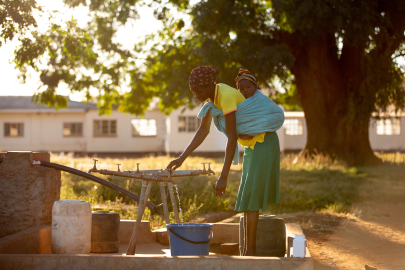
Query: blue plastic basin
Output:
[[166, 223, 213, 256]]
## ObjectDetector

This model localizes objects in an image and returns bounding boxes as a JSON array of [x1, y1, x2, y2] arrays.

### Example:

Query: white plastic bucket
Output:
[[52, 199, 92, 254]]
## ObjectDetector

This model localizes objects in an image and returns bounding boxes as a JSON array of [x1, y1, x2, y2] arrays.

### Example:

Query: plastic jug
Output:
[[292, 234, 306, 258], [52, 199, 92, 254]]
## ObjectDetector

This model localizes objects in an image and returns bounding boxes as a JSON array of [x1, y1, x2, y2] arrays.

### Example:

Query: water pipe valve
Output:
[[88, 159, 98, 173], [207, 162, 215, 175]]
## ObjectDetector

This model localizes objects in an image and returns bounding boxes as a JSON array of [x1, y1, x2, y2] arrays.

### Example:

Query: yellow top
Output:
[[208, 83, 266, 150]]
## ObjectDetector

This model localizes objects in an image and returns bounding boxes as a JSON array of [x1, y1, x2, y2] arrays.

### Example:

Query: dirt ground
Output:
[[280, 202, 405, 270]]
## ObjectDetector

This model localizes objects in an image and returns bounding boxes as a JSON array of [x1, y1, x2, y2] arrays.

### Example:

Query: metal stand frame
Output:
[[86, 160, 214, 256], [126, 180, 181, 255]]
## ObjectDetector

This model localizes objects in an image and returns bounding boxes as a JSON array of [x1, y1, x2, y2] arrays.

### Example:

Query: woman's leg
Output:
[[244, 210, 259, 256]]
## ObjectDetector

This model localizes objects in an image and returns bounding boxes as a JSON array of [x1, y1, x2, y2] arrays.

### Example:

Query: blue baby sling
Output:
[[197, 90, 285, 165]]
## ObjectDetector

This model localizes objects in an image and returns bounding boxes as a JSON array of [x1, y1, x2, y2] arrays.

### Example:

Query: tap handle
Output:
[[117, 164, 121, 172], [201, 162, 206, 172], [136, 163, 140, 173], [206, 162, 215, 175], [89, 159, 98, 173]]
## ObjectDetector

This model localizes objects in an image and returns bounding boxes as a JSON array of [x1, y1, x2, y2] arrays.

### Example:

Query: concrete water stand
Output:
[[0, 220, 313, 270]]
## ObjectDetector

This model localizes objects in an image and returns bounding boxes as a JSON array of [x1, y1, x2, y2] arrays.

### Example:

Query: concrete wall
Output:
[[280, 113, 405, 152], [283, 113, 307, 151], [369, 117, 405, 151], [0, 110, 166, 153], [0, 225, 51, 254], [0, 152, 60, 237], [0, 222, 313, 270], [0, 111, 87, 152], [166, 106, 225, 153], [1, 106, 404, 154], [84, 110, 166, 153]]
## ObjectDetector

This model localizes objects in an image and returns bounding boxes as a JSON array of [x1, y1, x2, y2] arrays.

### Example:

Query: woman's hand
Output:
[[167, 157, 185, 174], [215, 175, 227, 198]]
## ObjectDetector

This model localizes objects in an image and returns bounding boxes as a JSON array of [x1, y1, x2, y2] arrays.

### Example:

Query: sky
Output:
[[0, 0, 164, 101]]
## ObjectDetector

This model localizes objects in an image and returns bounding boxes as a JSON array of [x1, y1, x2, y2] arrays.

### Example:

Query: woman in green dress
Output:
[[167, 66, 280, 256]]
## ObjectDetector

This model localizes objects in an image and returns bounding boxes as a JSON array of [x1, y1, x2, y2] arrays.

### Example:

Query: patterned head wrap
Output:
[[234, 66, 259, 90], [189, 66, 219, 87]]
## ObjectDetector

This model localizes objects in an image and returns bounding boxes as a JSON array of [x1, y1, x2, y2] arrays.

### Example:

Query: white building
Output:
[[0, 96, 404, 154]]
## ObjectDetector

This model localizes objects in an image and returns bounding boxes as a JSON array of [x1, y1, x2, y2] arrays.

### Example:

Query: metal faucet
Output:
[[201, 162, 207, 172], [88, 159, 99, 173], [207, 162, 215, 175]]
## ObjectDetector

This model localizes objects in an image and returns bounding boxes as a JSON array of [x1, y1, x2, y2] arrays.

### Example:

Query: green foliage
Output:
[[0, 0, 42, 47], [275, 82, 301, 110], [7, 0, 405, 118], [4, 0, 405, 163]]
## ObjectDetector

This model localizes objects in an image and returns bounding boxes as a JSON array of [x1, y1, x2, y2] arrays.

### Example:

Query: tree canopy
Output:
[[4, 0, 405, 164], [0, 0, 42, 47]]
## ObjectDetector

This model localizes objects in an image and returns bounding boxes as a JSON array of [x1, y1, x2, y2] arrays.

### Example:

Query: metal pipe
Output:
[[32, 160, 162, 210], [95, 169, 173, 182], [125, 169, 214, 177]]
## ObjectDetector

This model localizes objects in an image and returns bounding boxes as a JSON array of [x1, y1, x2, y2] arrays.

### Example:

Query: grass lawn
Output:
[[53, 152, 405, 229]]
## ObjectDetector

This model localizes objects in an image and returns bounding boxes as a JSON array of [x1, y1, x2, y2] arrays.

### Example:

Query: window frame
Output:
[[178, 116, 202, 133], [283, 118, 304, 136], [63, 122, 83, 137], [4, 122, 24, 137], [376, 118, 401, 135], [93, 120, 117, 137], [131, 118, 157, 137]]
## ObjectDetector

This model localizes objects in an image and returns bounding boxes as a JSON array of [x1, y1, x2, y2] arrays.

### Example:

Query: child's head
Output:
[[235, 66, 259, 98]]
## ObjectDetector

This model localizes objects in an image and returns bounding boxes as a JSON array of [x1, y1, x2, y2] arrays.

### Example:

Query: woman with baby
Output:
[[167, 65, 284, 256]]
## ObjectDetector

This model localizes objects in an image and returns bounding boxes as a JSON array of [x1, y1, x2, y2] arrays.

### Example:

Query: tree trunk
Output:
[[290, 33, 381, 166]]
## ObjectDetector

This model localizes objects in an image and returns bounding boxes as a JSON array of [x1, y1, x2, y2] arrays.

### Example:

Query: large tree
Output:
[[9, 0, 405, 165], [140, 0, 405, 165]]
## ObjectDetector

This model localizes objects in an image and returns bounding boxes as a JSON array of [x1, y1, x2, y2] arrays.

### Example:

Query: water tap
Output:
[[207, 162, 215, 175], [201, 162, 207, 172], [88, 159, 98, 173]]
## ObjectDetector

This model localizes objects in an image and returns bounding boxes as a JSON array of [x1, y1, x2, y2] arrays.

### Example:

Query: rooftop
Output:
[[0, 96, 98, 110]]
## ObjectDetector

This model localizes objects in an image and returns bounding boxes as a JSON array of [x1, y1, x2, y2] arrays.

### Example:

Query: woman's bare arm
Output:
[[167, 113, 212, 172], [215, 112, 237, 197]]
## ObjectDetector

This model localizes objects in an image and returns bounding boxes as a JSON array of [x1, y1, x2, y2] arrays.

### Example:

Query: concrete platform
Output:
[[0, 220, 313, 270]]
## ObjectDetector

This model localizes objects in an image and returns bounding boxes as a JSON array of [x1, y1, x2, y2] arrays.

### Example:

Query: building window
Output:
[[283, 119, 303, 135], [4, 123, 24, 137], [131, 119, 157, 136], [178, 116, 201, 132], [94, 120, 117, 136], [63, 123, 83, 136], [376, 118, 401, 135]]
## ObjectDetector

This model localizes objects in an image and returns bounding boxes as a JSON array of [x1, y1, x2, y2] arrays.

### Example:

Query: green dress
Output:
[[234, 132, 280, 212]]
